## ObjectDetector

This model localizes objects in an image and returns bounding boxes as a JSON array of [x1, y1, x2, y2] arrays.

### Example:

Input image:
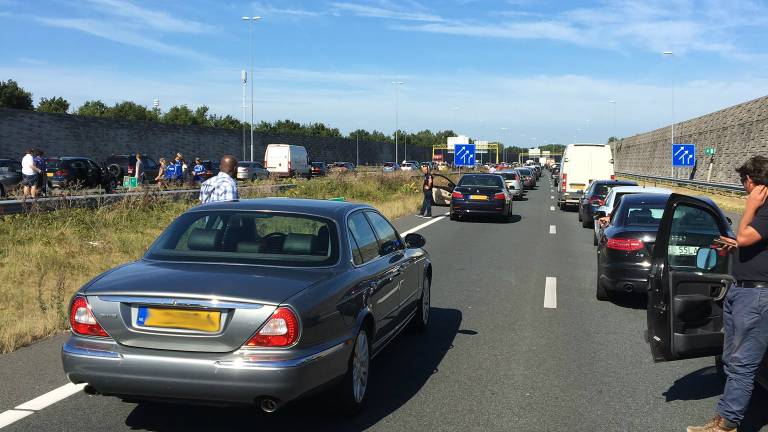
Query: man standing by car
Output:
[[418, 164, 433, 218], [134, 153, 144, 185], [200, 154, 239, 204], [689, 155, 768, 432], [20, 149, 40, 198]]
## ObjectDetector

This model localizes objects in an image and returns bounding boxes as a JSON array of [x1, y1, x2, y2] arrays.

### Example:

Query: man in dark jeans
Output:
[[418, 165, 433, 218], [689, 156, 768, 432]]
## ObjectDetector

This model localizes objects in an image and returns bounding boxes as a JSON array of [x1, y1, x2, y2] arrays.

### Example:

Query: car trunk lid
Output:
[[84, 260, 330, 353]]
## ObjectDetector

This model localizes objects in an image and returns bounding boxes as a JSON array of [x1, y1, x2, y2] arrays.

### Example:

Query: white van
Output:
[[264, 144, 310, 178], [557, 143, 614, 210]]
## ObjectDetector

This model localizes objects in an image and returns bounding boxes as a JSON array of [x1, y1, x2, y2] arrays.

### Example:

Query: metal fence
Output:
[[616, 172, 744, 196]]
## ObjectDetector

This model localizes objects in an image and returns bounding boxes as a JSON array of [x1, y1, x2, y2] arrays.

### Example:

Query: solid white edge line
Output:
[[14, 383, 86, 411], [0, 410, 34, 429], [401, 212, 449, 236], [549, 225, 557, 234], [544, 277, 557, 309]]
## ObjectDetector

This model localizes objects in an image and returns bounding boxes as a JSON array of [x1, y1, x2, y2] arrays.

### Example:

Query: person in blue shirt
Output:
[[192, 158, 205, 183], [166, 154, 184, 185]]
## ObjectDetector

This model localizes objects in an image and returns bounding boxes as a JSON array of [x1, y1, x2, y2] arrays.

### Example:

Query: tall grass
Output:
[[0, 173, 423, 353]]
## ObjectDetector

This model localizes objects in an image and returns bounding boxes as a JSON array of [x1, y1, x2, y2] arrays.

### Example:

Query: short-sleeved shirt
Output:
[[199, 172, 239, 203], [21, 154, 35, 175], [193, 164, 205, 181], [423, 173, 433, 191], [33, 156, 46, 173], [135, 159, 143, 178], [732, 203, 768, 282]]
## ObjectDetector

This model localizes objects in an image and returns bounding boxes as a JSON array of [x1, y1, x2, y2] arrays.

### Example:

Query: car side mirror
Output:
[[379, 240, 401, 255], [404, 233, 426, 249], [696, 247, 717, 271]]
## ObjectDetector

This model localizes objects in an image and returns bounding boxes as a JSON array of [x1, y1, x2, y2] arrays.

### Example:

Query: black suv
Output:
[[310, 162, 328, 177], [46, 157, 118, 192], [104, 154, 160, 183]]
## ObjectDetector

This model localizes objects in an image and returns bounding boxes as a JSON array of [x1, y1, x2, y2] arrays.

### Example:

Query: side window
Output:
[[668, 204, 726, 273], [348, 228, 363, 265], [348, 212, 379, 264], [87, 160, 100, 171], [146, 158, 158, 169], [365, 211, 402, 256], [69, 160, 86, 171]]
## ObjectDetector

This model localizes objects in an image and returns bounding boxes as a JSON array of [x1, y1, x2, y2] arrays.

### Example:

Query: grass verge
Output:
[[0, 173, 424, 353]]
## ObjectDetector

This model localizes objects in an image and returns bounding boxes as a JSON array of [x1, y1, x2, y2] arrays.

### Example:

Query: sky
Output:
[[2, 0, 768, 147]]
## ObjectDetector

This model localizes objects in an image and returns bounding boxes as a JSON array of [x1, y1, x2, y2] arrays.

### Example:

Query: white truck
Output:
[[264, 144, 310, 178], [557, 143, 615, 210]]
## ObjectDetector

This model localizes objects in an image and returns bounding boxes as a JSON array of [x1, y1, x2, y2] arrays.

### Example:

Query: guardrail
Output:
[[0, 183, 296, 216], [616, 172, 744, 196]]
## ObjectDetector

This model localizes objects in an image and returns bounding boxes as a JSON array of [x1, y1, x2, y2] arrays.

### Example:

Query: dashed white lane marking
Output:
[[401, 212, 449, 235], [550, 195, 554, 199], [0, 410, 34, 429], [550, 206, 555, 211], [549, 225, 557, 234], [544, 277, 558, 309]]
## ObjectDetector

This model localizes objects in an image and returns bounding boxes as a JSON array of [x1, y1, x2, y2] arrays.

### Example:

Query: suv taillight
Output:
[[451, 191, 464, 199], [69, 296, 110, 337], [494, 192, 506, 200], [244, 307, 299, 348], [606, 238, 644, 251]]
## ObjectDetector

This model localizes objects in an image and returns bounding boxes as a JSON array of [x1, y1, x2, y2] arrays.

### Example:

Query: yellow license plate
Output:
[[570, 183, 585, 188], [46, 172, 53, 177], [469, 195, 488, 200], [139, 307, 221, 332]]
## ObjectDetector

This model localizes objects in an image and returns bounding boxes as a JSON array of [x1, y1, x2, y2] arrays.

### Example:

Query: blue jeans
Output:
[[716, 285, 768, 425], [420, 190, 432, 216]]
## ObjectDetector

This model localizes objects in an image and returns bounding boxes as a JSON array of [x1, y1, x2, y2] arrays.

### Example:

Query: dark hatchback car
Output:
[[310, 161, 328, 177], [104, 154, 160, 183], [0, 159, 22, 197], [644, 193, 766, 389], [596, 193, 673, 300], [515, 168, 535, 189], [450, 173, 513, 221], [46, 157, 117, 192], [578, 180, 638, 228], [62, 199, 432, 413]]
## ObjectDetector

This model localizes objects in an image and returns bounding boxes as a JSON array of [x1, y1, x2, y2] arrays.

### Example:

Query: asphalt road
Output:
[[1, 175, 766, 431]]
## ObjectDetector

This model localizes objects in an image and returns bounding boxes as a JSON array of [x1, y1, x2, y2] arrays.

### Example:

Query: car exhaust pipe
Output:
[[623, 284, 634, 293], [259, 398, 279, 413], [83, 385, 99, 396]]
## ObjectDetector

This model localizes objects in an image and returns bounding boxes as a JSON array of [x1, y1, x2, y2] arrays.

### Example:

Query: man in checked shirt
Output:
[[199, 154, 239, 204]]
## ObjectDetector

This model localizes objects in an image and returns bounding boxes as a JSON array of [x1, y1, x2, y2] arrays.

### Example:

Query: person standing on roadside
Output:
[[192, 158, 205, 184], [173, 153, 184, 186], [134, 153, 144, 185], [32, 149, 47, 197], [20, 148, 40, 198], [688, 155, 768, 432], [418, 164, 433, 218], [155, 158, 167, 187], [200, 154, 239, 204]]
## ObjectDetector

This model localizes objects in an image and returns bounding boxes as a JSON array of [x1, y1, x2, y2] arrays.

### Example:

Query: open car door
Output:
[[430, 174, 455, 206], [646, 193, 735, 362]]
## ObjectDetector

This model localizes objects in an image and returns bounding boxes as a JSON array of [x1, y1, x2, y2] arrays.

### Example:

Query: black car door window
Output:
[[365, 211, 402, 256], [668, 204, 726, 273], [348, 212, 379, 264]]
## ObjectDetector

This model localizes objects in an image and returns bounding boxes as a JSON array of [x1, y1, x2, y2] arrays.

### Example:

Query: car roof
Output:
[[610, 186, 672, 194], [191, 198, 372, 219], [618, 193, 671, 205], [592, 180, 637, 185]]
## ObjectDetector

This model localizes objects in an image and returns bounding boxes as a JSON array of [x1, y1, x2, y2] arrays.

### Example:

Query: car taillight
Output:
[[244, 307, 299, 348], [610, 175, 616, 180], [589, 197, 605, 206], [451, 191, 464, 199], [128, 164, 134, 174], [562, 173, 567, 192], [494, 192, 506, 200], [55, 169, 68, 177], [69, 296, 109, 337], [606, 238, 644, 251]]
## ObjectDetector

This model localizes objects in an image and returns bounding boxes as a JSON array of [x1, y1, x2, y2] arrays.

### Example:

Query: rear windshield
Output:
[[499, 172, 519, 180], [146, 211, 339, 267], [458, 175, 503, 188], [615, 202, 666, 227], [517, 169, 532, 176], [45, 159, 62, 168], [383, 162, 396, 167], [312, 162, 324, 167], [237, 162, 251, 168]]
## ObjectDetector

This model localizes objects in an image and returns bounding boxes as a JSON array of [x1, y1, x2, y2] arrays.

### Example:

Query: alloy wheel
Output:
[[352, 331, 369, 403], [422, 277, 431, 325]]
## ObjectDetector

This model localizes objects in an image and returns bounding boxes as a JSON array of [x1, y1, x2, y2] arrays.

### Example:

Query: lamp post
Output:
[[663, 51, 675, 177], [241, 69, 247, 161], [242, 16, 261, 162], [392, 81, 404, 163], [609, 100, 617, 141], [500, 127, 508, 163]]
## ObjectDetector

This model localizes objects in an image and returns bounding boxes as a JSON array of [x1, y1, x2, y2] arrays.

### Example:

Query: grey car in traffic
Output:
[[62, 199, 432, 413]]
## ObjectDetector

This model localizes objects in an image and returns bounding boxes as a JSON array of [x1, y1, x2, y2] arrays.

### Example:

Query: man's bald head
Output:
[[220, 154, 238, 178]]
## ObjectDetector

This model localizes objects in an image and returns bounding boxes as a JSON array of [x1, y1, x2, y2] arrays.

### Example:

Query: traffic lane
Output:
[[0, 333, 70, 412], [2, 181, 543, 431]]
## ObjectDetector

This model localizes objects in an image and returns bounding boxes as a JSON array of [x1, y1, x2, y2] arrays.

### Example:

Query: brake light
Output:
[[494, 192, 506, 200], [562, 173, 567, 193], [69, 296, 109, 337], [589, 197, 605, 206], [128, 164, 134, 175], [244, 307, 299, 348], [610, 175, 616, 180], [451, 191, 464, 199], [606, 238, 644, 251], [55, 169, 68, 177]]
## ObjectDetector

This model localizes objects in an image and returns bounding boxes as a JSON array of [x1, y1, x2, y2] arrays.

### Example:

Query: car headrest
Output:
[[236, 241, 262, 253], [187, 229, 222, 251], [283, 233, 314, 254], [313, 226, 330, 255]]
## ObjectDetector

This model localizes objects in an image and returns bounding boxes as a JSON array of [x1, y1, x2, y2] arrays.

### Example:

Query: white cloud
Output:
[[83, 0, 216, 33], [330, 2, 444, 22], [251, 2, 322, 17]]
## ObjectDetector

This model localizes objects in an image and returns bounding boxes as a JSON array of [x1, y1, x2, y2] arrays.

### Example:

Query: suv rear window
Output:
[[458, 175, 503, 188], [146, 211, 338, 267]]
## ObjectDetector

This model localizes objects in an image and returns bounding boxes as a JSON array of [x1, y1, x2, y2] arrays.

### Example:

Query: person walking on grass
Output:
[[688, 155, 768, 432], [417, 164, 433, 218], [200, 154, 239, 204], [20, 148, 40, 198]]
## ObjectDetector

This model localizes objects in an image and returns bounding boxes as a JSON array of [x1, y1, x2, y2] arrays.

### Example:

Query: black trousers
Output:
[[420, 189, 432, 216]]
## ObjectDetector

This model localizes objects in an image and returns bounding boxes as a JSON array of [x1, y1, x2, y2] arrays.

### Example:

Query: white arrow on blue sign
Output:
[[672, 144, 696, 167], [454, 144, 476, 167]]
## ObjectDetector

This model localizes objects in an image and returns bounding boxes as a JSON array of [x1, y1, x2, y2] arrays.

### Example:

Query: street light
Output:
[[241, 70, 247, 161], [609, 100, 617, 141], [663, 51, 675, 177], [500, 127, 508, 162], [242, 15, 262, 162], [392, 81, 404, 163]]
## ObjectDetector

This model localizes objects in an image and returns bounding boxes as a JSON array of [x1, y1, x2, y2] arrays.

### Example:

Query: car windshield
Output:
[[145, 211, 339, 267], [517, 169, 532, 176], [458, 175, 503, 188], [499, 172, 518, 180], [615, 203, 666, 227], [593, 184, 626, 198]]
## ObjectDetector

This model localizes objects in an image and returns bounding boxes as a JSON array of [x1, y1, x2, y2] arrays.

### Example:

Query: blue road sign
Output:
[[672, 144, 696, 167], [455, 144, 476, 167]]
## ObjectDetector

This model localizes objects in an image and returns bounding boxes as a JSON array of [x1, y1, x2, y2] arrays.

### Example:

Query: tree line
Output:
[[0, 79, 565, 152]]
